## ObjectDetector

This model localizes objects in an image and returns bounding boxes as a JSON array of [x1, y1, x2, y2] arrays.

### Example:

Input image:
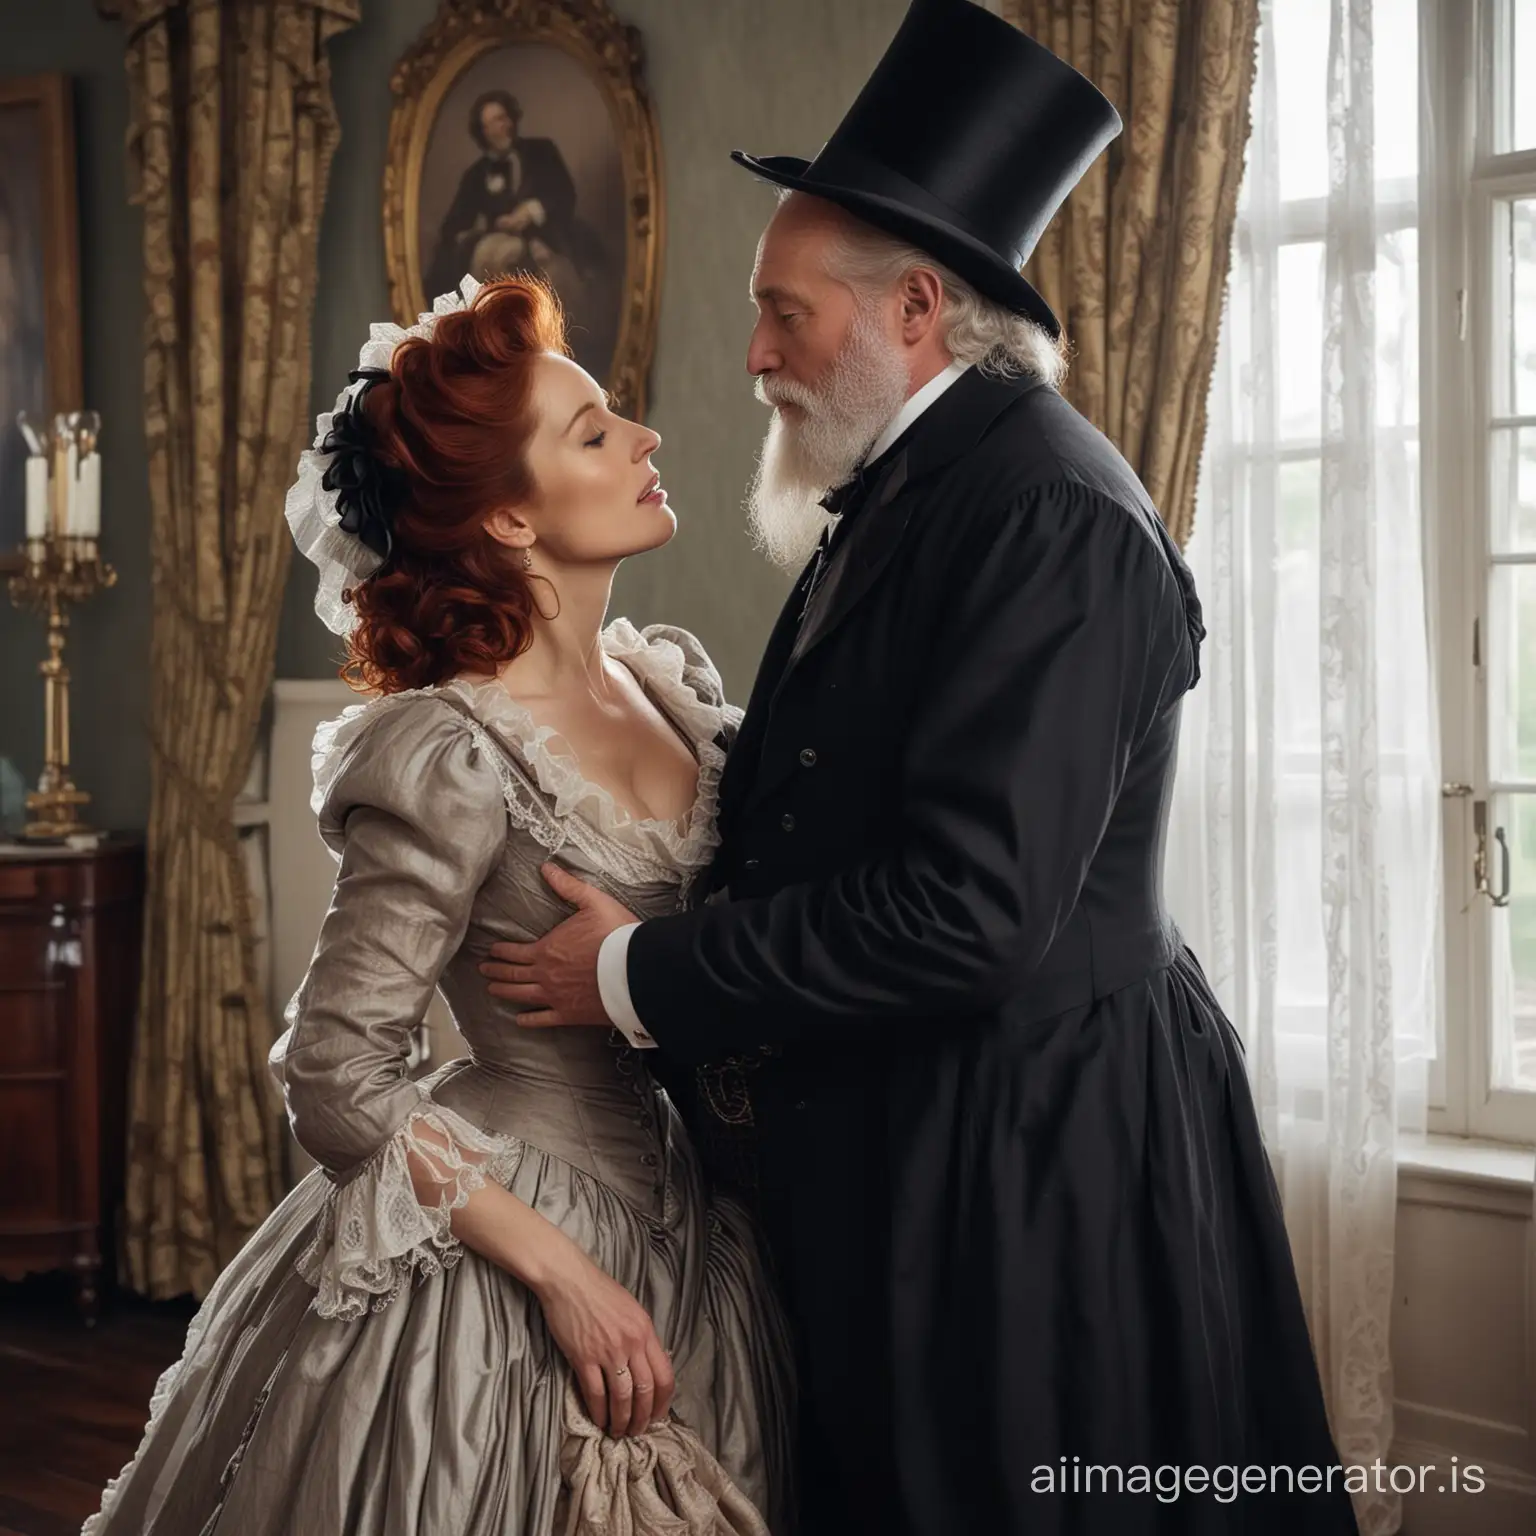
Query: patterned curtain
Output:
[[999, 0, 1260, 549], [119, 0, 360, 1300]]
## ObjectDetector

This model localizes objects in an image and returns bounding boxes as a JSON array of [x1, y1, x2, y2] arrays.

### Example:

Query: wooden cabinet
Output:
[[0, 838, 144, 1322]]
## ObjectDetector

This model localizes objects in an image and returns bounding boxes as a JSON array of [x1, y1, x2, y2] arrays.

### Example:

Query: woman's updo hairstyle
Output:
[[340, 275, 570, 695]]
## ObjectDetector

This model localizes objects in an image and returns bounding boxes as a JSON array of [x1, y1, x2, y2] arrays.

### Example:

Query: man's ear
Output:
[[899, 265, 945, 344]]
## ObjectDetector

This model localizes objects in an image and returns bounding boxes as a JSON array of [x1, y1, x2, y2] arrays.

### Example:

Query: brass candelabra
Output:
[[7, 532, 116, 840]]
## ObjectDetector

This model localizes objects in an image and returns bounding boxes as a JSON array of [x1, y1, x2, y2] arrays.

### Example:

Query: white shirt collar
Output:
[[865, 359, 970, 467]]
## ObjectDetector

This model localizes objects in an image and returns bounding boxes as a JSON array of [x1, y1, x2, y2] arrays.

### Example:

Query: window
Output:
[[1431, 0, 1536, 1140], [1179, 0, 1438, 1118], [1183, 0, 1536, 1146]]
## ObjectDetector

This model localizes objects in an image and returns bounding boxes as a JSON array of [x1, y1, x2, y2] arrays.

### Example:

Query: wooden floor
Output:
[[0, 1275, 194, 1536]]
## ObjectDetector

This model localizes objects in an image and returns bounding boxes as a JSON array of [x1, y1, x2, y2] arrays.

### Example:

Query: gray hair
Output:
[[813, 214, 1068, 389]]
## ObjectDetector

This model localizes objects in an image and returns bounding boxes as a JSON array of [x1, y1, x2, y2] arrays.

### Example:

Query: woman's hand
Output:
[[432, 1162, 675, 1438], [533, 1243, 676, 1437]]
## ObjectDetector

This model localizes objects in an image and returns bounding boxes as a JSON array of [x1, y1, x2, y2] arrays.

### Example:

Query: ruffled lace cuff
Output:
[[296, 1094, 525, 1321]]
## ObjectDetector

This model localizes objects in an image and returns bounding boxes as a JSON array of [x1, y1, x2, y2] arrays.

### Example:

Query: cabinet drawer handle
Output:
[[45, 902, 83, 971]]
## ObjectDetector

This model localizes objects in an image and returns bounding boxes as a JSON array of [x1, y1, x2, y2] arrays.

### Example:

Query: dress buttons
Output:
[[640, 1152, 659, 1168], [780, 813, 796, 832], [794, 1100, 808, 1111], [744, 857, 760, 871], [799, 747, 818, 767]]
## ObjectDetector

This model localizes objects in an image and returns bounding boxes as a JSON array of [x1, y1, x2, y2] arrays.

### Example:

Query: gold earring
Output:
[[522, 548, 533, 571]]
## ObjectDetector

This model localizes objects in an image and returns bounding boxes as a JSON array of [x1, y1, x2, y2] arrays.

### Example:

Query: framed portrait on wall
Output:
[[0, 74, 82, 573], [383, 0, 663, 419]]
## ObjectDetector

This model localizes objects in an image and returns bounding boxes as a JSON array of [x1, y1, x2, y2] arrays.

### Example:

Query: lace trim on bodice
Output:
[[310, 618, 734, 888]]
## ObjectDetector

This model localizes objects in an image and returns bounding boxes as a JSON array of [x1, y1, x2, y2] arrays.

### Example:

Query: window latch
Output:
[[1473, 799, 1512, 909]]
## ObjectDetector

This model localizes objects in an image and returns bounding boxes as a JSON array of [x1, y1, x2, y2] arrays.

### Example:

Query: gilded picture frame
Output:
[[383, 0, 664, 420], [0, 74, 82, 573]]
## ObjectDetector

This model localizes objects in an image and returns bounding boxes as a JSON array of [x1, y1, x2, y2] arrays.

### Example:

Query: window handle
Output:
[[1492, 826, 1512, 907], [1473, 799, 1513, 909]]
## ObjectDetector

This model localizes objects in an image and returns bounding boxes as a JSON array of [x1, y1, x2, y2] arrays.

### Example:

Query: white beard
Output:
[[746, 305, 913, 571]]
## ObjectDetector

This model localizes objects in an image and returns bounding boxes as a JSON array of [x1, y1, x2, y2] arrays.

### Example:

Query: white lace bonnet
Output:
[[285, 275, 484, 637]]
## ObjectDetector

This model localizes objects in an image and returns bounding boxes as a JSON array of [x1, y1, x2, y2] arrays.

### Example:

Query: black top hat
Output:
[[731, 0, 1122, 338]]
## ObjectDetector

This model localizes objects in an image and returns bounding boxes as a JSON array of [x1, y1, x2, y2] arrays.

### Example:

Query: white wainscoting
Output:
[[266, 680, 464, 1184], [1392, 1155, 1536, 1534]]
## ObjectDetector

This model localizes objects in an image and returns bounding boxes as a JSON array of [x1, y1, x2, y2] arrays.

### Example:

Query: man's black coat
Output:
[[635, 369, 1356, 1536]]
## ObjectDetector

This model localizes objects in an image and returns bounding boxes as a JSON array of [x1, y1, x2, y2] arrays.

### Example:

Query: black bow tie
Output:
[[819, 465, 870, 519]]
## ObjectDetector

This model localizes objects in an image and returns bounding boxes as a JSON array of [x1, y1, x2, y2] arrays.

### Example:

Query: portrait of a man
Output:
[[412, 45, 625, 386], [425, 89, 592, 303]]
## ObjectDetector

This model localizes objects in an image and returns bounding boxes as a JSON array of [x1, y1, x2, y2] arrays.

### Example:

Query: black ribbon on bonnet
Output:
[[319, 367, 406, 563]]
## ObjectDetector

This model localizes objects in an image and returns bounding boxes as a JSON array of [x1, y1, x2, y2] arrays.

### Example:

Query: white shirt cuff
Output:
[[598, 923, 654, 1048]]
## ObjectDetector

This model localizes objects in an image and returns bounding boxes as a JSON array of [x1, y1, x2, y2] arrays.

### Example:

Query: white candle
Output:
[[79, 453, 101, 538], [64, 442, 80, 535], [25, 456, 48, 540]]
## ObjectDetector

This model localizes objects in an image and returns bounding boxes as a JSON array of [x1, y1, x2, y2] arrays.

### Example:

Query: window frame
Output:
[[1426, 0, 1536, 1143]]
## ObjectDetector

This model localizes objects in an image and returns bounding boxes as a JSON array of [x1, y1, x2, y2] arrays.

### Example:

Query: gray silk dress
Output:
[[83, 619, 796, 1536]]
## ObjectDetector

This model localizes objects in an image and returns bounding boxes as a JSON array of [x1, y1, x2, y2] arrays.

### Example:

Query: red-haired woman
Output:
[[83, 277, 793, 1536]]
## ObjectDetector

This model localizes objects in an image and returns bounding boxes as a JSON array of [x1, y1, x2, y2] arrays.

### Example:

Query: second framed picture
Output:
[[0, 74, 81, 571], [384, 0, 663, 419]]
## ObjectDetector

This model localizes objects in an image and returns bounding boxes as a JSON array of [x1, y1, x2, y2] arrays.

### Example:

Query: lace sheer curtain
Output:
[[1163, 1, 1440, 1531]]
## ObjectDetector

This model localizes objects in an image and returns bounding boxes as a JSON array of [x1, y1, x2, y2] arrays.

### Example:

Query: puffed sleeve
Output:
[[269, 695, 521, 1319], [642, 621, 745, 747], [626, 483, 1194, 1058]]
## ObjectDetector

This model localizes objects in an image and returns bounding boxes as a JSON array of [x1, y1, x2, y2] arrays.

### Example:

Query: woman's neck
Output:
[[498, 561, 619, 699]]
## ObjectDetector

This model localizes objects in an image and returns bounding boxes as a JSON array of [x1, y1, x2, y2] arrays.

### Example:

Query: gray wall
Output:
[[0, 1, 147, 834], [1, 0, 914, 833]]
